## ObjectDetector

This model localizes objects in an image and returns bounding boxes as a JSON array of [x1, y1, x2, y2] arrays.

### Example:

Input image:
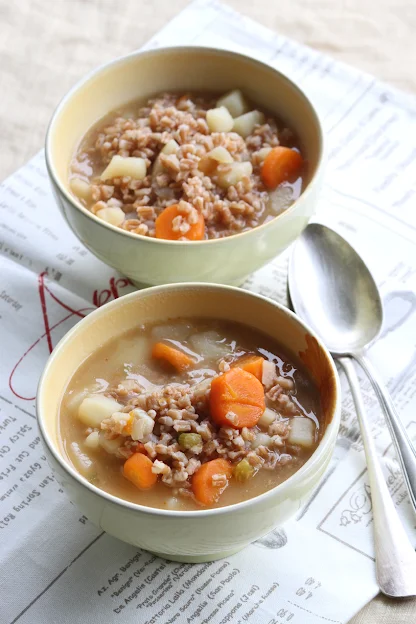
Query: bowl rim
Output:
[[37, 282, 340, 519], [45, 45, 325, 247]]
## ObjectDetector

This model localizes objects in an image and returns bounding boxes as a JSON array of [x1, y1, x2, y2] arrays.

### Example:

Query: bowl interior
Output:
[[38, 285, 338, 469], [48, 47, 322, 199]]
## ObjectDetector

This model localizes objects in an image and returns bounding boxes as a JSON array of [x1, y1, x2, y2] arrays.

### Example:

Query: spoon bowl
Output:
[[289, 223, 383, 355]]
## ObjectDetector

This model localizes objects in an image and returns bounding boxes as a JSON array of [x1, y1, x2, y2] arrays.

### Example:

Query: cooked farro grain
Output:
[[70, 90, 305, 240]]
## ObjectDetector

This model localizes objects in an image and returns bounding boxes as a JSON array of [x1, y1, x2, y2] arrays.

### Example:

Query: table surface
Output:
[[1, 1, 415, 622]]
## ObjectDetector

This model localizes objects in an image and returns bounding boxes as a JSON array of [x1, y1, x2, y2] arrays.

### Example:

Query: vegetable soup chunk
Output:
[[59, 319, 321, 510], [69, 90, 305, 241]]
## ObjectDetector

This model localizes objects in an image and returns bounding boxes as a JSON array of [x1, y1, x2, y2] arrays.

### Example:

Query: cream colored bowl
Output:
[[37, 284, 340, 562], [45, 47, 324, 287]]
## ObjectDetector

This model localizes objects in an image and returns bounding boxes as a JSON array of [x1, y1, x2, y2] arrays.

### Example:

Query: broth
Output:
[[59, 318, 321, 511], [69, 90, 305, 241]]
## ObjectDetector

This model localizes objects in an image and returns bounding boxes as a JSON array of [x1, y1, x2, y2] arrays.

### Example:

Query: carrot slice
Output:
[[232, 354, 264, 381], [155, 204, 205, 241], [192, 458, 233, 505], [261, 146, 303, 190], [123, 453, 157, 490], [210, 368, 265, 429], [152, 341, 195, 372]]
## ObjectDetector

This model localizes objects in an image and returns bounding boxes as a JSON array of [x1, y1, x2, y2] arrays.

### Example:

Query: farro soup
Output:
[[69, 90, 305, 240], [60, 318, 321, 511]]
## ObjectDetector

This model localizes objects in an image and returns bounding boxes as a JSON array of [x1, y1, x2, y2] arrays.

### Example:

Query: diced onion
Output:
[[70, 442, 94, 476], [66, 389, 89, 415], [165, 497, 180, 509], [267, 186, 295, 215], [151, 322, 193, 343], [189, 331, 230, 360], [262, 360, 277, 387], [130, 409, 155, 441]]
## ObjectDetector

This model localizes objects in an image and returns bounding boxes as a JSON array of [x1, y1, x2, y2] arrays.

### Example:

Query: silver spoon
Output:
[[289, 222, 416, 597]]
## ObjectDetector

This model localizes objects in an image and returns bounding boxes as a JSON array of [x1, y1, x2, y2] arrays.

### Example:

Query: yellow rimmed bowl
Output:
[[45, 47, 324, 287], [37, 283, 340, 562]]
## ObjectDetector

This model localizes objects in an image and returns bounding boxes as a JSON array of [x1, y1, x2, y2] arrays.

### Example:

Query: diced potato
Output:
[[288, 417, 316, 448], [78, 394, 123, 427], [267, 186, 295, 215], [208, 146, 233, 164], [216, 89, 249, 118], [118, 380, 139, 392], [189, 331, 230, 360], [99, 432, 123, 454], [206, 106, 234, 133], [251, 432, 273, 449], [255, 147, 273, 163], [233, 110, 265, 138], [258, 407, 278, 428], [162, 139, 179, 155], [70, 442, 94, 476], [216, 161, 253, 188], [96, 206, 125, 227], [70, 177, 91, 201], [84, 431, 100, 449], [130, 409, 155, 441], [262, 360, 277, 387], [100, 155, 146, 181]]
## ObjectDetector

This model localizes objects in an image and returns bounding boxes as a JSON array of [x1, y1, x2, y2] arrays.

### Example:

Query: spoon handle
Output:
[[338, 357, 416, 597], [355, 354, 416, 513]]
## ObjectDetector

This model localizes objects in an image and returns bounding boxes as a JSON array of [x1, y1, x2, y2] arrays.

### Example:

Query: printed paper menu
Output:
[[1, 1, 416, 622]]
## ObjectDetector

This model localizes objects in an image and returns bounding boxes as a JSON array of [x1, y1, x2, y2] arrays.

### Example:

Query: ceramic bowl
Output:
[[45, 47, 324, 287], [37, 284, 340, 562]]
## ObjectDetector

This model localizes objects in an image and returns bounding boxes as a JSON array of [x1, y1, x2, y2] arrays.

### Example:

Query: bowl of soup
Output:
[[37, 284, 340, 562], [45, 47, 324, 287]]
